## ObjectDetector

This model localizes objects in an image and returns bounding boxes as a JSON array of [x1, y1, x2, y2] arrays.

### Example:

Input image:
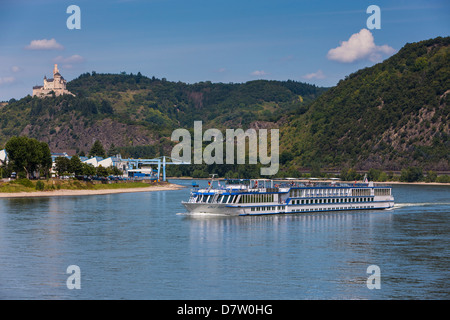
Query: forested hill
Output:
[[1, 36, 448, 173], [280, 36, 450, 172], [0, 75, 326, 156], [67, 74, 326, 130]]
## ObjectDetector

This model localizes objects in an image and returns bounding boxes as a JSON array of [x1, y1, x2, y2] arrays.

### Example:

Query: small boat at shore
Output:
[[182, 175, 394, 216]]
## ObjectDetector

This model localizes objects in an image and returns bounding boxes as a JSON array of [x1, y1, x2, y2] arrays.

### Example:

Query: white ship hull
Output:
[[182, 200, 394, 216], [182, 202, 243, 216]]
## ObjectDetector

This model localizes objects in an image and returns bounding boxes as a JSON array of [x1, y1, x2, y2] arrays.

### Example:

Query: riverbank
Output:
[[167, 177, 450, 186], [0, 180, 184, 198], [380, 181, 450, 186]]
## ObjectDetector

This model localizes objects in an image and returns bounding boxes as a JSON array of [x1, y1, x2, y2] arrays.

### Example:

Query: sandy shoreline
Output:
[[0, 183, 185, 198], [168, 177, 450, 186], [381, 181, 450, 186]]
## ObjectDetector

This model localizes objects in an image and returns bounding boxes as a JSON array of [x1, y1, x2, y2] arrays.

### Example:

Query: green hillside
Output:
[[67, 74, 325, 128], [280, 36, 450, 172], [0, 75, 325, 157], [1, 36, 448, 174]]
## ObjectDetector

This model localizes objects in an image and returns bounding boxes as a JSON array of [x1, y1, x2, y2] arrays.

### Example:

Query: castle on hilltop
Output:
[[32, 64, 74, 98]]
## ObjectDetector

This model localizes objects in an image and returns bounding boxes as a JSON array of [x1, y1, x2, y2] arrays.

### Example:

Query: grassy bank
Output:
[[0, 178, 168, 193]]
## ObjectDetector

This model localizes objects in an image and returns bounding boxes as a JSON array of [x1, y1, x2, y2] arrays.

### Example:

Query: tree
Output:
[[340, 168, 360, 181], [378, 171, 388, 182], [136, 71, 142, 83], [69, 155, 84, 175], [5, 136, 52, 179], [107, 143, 119, 157], [310, 164, 322, 178], [55, 157, 71, 176], [436, 175, 450, 183], [400, 167, 423, 182], [100, 100, 114, 114], [425, 170, 437, 182], [108, 166, 123, 176], [82, 163, 96, 176], [368, 168, 381, 181], [89, 140, 106, 158], [39, 142, 52, 178], [280, 150, 294, 165], [96, 165, 108, 177]]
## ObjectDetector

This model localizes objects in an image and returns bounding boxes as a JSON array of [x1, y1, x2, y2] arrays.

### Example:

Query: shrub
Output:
[[16, 178, 34, 188], [425, 170, 437, 182], [35, 180, 45, 191], [378, 171, 388, 182], [400, 167, 423, 182], [436, 175, 450, 183]]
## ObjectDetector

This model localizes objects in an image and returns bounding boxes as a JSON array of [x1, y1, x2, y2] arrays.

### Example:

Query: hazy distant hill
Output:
[[280, 36, 450, 171]]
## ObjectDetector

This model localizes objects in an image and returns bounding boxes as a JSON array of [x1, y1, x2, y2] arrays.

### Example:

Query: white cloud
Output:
[[0, 77, 16, 86], [327, 29, 396, 63], [303, 69, 325, 80], [25, 38, 64, 50], [53, 54, 85, 64], [280, 55, 294, 62], [11, 66, 21, 73], [53, 55, 85, 69], [251, 70, 269, 76]]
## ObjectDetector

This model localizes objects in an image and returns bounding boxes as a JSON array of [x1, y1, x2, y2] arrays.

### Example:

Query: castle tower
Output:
[[32, 64, 74, 98]]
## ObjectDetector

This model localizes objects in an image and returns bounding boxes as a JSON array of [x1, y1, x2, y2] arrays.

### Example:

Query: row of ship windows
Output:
[[195, 194, 238, 203], [374, 188, 391, 196], [194, 191, 389, 204], [239, 194, 274, 204], [195, 194, 274, 204], [290, 189, 353, 197], [289, 188, 389, 197], [291, 205, 375, 212], [290, 197, 374, 204], [250, 206, 285, 212], [249, 205, 376, 213]]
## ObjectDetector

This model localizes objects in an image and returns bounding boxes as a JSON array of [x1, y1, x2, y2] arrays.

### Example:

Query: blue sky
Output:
[[0, 0, 449, 100]]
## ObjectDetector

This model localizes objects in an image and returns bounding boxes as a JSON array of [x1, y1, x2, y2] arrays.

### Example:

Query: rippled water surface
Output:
[[0, 180, 449, 299]]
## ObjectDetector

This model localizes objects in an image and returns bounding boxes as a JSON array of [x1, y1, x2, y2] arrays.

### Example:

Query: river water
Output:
[[0, 180, 448, 299]]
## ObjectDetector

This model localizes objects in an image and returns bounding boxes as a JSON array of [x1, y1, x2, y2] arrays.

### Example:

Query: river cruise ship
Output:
[[182, 176, 394, 216]]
